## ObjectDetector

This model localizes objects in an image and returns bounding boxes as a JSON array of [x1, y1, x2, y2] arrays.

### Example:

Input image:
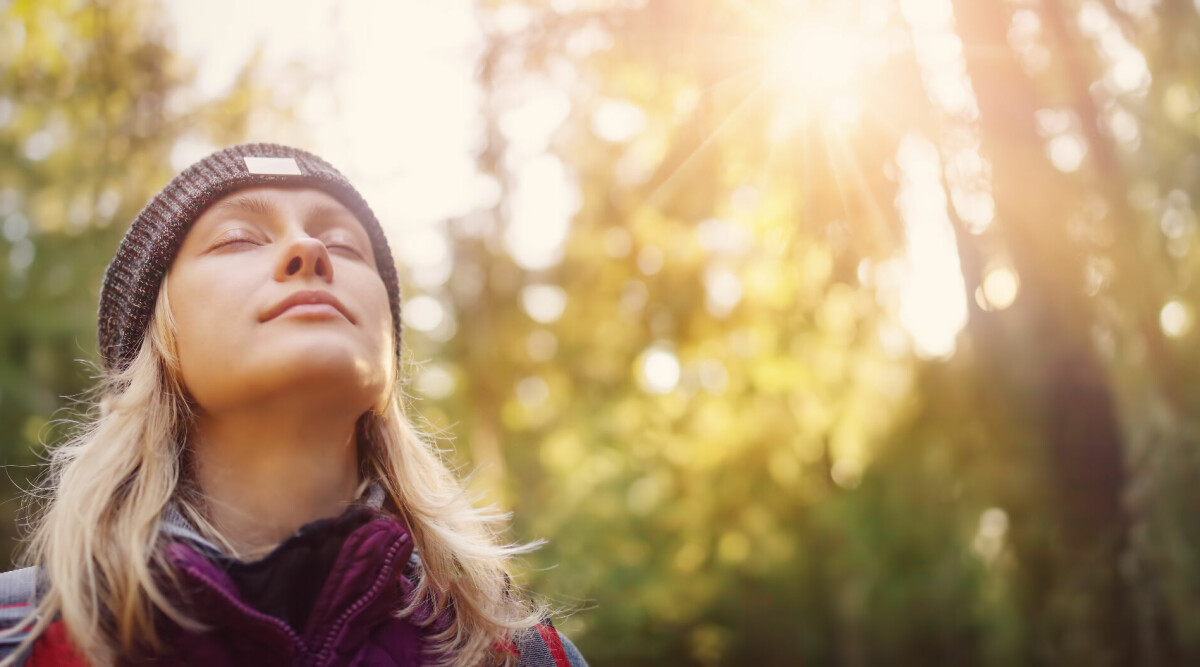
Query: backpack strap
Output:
[[0, 567, 41, 665], [535, 624, 570, 667], [25, 621, 87, 667], [514, 619, 588, 667]]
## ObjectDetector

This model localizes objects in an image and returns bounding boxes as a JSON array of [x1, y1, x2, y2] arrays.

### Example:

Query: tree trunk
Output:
[[950, 0, 1136, 663]]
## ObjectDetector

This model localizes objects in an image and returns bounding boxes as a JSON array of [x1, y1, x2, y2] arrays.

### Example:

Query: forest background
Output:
[[4, 0, 1200, 665]]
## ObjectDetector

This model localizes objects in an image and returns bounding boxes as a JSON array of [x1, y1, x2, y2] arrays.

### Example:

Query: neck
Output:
[[191, 400, 364, 559]]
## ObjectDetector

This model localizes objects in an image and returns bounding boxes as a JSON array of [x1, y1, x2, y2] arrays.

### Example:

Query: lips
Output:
[[261, 289, 356, 323]]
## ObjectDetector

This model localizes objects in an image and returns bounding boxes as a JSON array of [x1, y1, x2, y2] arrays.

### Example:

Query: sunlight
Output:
[[768, 22, 861, 95], [521, 284, 569, 324], [416, 363, 456, 400], [505, 154, 581, 270], [766, 14, 875, 130], [895, 133, 968, 359], [403, 295, 445, 332], [1161, 300, 1192, 338], [639, 345, 682, 394], [165, 0, 485, 236], [977, 264, 1020, 311], [897, 0, 953, 30]]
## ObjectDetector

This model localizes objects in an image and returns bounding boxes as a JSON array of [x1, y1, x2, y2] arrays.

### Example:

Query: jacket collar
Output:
[[159, 482, 388, 558], [156, 482, 415, 659]]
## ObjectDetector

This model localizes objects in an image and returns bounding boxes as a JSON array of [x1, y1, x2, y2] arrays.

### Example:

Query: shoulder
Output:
[[0, 567, 40, 664], [515, 622, 587, 667]]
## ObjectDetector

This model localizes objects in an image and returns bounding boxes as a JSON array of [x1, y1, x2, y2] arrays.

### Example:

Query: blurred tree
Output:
[[9, 0, 1200, 665], [0, 0, 281, 564], [388, 0, 1200, 665], [949, 0, 1133, 663], [417, 0, 1015, 664]]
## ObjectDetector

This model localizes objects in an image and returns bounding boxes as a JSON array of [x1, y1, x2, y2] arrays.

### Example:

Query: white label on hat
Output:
[[243, 156, 301, 175]]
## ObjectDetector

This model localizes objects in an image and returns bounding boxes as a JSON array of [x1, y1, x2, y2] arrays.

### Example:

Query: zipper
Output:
[[308, 523, 409, 664], [180, 562, 304, 649]]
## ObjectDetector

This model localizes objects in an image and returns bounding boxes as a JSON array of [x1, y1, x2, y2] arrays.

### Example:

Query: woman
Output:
[[0, 144, 585, 666]]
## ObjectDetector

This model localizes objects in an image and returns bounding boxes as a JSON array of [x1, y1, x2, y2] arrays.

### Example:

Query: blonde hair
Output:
[[6, 285, 542, 665]]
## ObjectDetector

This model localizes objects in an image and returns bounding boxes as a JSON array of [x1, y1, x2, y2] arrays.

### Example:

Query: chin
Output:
[[182, 331, 393, 413], [274, 345, 387, 387]]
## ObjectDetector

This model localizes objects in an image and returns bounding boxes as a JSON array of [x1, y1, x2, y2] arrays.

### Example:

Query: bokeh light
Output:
[[8, 0, 1200, 663], [1161, 300, 1192, 338]]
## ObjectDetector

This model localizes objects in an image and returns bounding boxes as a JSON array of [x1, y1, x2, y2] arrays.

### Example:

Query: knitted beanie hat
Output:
[[98, 143, 402, 373]]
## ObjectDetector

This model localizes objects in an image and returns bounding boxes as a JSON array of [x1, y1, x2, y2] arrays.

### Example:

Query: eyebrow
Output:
[[210, 194, 357, 225], [304, 201, 358, 224], [212, 193, 276, 217]]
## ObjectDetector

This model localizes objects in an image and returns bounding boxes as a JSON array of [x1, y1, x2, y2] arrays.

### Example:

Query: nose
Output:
[[275, 236, 334, 283]]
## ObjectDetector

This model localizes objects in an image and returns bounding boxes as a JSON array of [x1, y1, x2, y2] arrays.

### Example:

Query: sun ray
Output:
[[857, 102, 909, 144], [821, 126, 854, 222], [755, 113, 787, 205], [644, 83, 767, 209], [799, 109, 816, 227], [830, 130, 902, 250], [698, 62, 768, 96]]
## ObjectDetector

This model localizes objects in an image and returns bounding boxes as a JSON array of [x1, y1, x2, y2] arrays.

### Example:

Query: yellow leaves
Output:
[[656, 390, 690, 421], [625, 473, 671, 516], [610, 396, 642, 438], [801, 244, 834, 289], [539, 429, 585, 473], [20, 415, 47, 448], [602, 61, 670, 109], [816, 283, 861, 339], [716, 531, 751, 566], [614, 132, 667, 190], [673, 540, 707, 574], [690, 624, 731, 667], [1163, 82, 1200, 129], [790, 392, 834, 435], [501, 368, 574, 431], [760, 531, 797, 570], [661, 437, 695, 468], [28, 187, 66, 234], [105, 92, 131, 122], [741, 256, 798, 310], [688, 396, 735, 440], [615, 537, 649, 568], [13, 4, 69, 76], [743, 358, 793, 398], [0, 11, 26, 64], [830, 413, 869, 472], [579, 330, 629, 385], [768, 448, 801, 486], [665, 432, 735, 470], [627, 207, 704, 267]]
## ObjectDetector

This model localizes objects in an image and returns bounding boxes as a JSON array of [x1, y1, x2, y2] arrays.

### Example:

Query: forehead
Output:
[[193, 186, 359, 227]]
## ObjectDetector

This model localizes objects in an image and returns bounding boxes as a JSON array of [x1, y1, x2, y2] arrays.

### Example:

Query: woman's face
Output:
[[166, 186, 394, 415]]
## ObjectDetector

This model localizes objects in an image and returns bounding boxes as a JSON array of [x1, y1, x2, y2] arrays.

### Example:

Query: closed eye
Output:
[[208, 229, 262, 251], [323, 235, 368, 259]]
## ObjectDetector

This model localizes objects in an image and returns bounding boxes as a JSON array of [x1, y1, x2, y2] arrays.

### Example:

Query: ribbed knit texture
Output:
[[98, 143, 402, 373]]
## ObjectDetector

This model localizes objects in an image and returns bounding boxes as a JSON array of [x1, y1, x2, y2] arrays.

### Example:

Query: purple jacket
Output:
[[0, 492, 585, 667]]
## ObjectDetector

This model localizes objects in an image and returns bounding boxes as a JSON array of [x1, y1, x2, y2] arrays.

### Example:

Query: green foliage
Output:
[[8, 0, 1200, 665], [420, 0, 1200, 664], [0, 0, 275, 565]]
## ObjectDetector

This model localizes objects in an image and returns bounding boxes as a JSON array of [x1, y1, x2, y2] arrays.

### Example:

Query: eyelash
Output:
[[208, 231, 365, 259], [210, 231, 259, 250], [324, 237, 365, 258]]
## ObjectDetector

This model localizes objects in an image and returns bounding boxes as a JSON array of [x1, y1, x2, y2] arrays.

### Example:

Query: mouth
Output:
[[262, 289, 356, 324]]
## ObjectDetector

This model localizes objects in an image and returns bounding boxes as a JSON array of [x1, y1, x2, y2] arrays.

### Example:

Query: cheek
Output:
[[167, 276, 202, 360], [358, 281, 397, 384], [370, 293, 397, 371], [166, 272, 244, 404]]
